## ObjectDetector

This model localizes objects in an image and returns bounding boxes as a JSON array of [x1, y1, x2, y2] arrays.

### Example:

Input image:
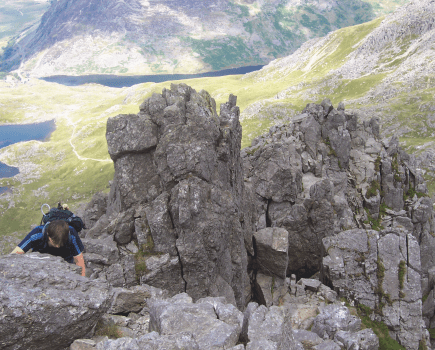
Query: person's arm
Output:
[[11, 227, 43, 254], [73, 252, 86, 277], [10, 246, 25, 254]]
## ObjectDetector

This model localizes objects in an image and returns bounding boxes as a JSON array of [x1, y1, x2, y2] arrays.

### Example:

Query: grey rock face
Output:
[[106, 113, 158, 161], [140, 253, 185, 296], [103, 83, 251, 308], [320, 228, 423, 349], [243, 99, 434, 346], [0, 254, 112, 350], [95, 332, 200, 350], [80, 191, 108, 231], [79, 89, 434, 349], [293, 329, 323, 347]]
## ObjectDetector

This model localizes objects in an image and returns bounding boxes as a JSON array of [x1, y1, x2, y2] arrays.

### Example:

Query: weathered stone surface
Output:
[[246, 305, 299, 350], [148, 294, 241, 349], [292, 329, 323, 347], [103, 84, 251, 308], [96, 331, 200, 350], [254, 227, 289, 278], [243, 99, 435, 297], [140, 253, 185, 296], [297, 278, 321, 292], [313, 340, 341, 350], [335, 329, 379, 350], [81, 191, 108, 231], [311, 304, 361, 339], [109, 285, 154, 314], [109, 151, 162, 211], [108, 209, 135, 245], [83, 236, 120, 264], [144, 192, 177, 256], [80, 90, 435, 349], [320, 228, 423, 349], [70, 339, 97, 350], [0, 254, 112, 350], [247, 142, 303, 203], [106, 113, 158, 161]]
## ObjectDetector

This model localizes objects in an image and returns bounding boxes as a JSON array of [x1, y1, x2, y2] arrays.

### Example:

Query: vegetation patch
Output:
[[94, 320, 123, 339], [364, 208, 384, 231], [134, 235, 162, 280], [357, 303, 406, 350], [404, 187, 428, 200], [366, 180, 381, 198], [375, 156, 381, 172], [391, 154, 402, 182], [398, 260, 406, 289]]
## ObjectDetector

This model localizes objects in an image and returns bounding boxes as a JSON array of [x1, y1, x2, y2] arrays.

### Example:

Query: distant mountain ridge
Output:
[[1, 0, 408, 77]]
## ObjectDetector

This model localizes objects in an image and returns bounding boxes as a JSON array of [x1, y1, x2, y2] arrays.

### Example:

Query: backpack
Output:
[[40, 203, 86, 232]]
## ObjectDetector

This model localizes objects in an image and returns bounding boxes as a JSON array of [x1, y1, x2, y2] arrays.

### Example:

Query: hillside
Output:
[[0, 0, 49, 57], [1, 0, 408, 77], [0, 0, 434, 240]]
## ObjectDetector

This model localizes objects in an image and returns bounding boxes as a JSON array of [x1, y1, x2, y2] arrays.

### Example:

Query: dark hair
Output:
[[46, 220, 69, 247]]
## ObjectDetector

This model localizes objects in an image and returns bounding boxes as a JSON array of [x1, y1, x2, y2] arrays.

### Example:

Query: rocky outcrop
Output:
[[241, 98, 434, 349], [86, 83, 252, 309], [242, 100, 435, 273], [0, 253, 113, 350], [32, 84, 429, 350]]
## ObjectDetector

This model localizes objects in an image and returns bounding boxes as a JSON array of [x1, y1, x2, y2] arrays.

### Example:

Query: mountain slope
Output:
[[1, 0, 408, 77]]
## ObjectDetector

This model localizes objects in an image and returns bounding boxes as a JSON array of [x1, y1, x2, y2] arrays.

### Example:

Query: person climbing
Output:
[[11, 219, 86, 277]]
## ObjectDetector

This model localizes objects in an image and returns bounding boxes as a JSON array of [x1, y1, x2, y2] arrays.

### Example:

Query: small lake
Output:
[[1, 65, 263, 193], [40, 65, 264, 88], [0, 120, 56, 194]]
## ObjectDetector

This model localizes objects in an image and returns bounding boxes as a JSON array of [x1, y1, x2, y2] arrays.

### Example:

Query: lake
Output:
[[40, 65, 264, 88], [1, 65, 264, 193], [0, 120, 56, 193]]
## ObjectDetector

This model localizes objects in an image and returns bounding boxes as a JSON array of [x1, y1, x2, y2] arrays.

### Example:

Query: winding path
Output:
[[64, 115, 112, 163]]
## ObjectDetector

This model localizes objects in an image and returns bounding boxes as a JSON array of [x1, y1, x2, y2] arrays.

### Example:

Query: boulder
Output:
[[335, 329, 379, 350], [292, 329, 323, 347], [95, 332, 200, 350], [81, 191, 108, 231], [245, 305, 299, 349], [108, 285, 160, 314], [253, 227, 289, 278], [140, 253, 185, 296], [311, 304, 361, 339], [106, 113, 158, 161], [0, 253, 113, 350], [148, 293, 243, 349]]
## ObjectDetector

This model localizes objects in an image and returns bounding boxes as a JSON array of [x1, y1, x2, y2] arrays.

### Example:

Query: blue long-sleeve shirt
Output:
[[18, 225, 84, 263]]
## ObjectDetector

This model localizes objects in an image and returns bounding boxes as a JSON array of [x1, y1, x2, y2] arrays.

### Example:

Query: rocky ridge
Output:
[[1, 84, 435, 349], [241, 0, 435, 178]]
